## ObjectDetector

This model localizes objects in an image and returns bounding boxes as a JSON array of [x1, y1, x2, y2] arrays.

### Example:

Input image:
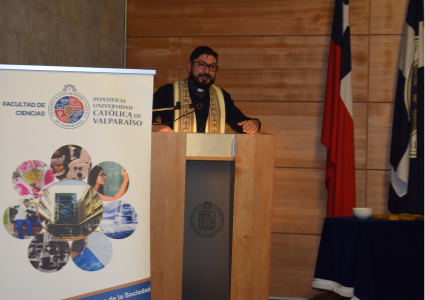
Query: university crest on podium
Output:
[[190, 201, 224, 237]]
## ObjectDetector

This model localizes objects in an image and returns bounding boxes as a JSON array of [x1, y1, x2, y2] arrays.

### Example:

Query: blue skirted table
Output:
[[312, 217, 424, 300]]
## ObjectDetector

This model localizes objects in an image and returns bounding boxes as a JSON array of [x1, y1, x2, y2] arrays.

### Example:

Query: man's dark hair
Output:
[[190, 46, 218, 62], [23, 199, 30, 203]]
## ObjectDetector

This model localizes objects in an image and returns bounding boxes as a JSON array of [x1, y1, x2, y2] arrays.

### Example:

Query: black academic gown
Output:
[[152, 82, 251, 133]]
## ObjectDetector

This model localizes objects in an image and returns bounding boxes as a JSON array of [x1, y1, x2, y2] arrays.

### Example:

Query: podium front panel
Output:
[[151, 133, 275, 300], [182, 160, 235, 300]]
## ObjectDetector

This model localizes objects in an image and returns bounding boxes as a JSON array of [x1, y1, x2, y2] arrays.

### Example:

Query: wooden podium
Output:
[[151, 133, 275, 300]]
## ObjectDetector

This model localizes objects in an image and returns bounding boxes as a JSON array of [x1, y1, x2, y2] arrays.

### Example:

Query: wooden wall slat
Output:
[[127, 36, 330, 101], [367, 103, 393, 170], [229, 102, 367, 169], [369, 35, 401, 103], [353, 103, 368, 168], [127, 36, 368, 103], [151, 133, 187, 300], [370, 0, 408, 34], [366, 170, 391, 214], [127, 0, 369, 37], [272, 168, 366, 234], [272, 168, 327, 235], [269, 233, 321, 298], [351, 36, 370, 103], [356, 170, 367, 208]]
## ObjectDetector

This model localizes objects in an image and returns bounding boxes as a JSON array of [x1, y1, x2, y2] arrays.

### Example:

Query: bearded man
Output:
[[152, 46, 260, 134]]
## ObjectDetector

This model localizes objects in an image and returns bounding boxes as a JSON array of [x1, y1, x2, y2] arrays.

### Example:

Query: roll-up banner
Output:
[[0, 65, 154, 300]]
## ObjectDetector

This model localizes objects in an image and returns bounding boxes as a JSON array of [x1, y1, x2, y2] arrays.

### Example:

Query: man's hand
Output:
[[152, 124, 174, 132], [238, 120, 259, 134]]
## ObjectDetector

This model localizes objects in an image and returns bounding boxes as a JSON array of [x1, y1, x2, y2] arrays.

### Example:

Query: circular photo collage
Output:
[[3, 144, 137, 273]]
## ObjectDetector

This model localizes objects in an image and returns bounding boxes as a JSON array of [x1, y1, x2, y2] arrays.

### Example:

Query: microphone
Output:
[[152, 102, 203, 112], [189, 103, 203, 110]]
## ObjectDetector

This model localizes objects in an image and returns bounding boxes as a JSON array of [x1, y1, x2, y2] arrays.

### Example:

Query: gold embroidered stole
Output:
[[173, 78, 226, 133]]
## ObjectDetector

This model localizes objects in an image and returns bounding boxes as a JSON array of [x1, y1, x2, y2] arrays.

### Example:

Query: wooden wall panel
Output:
[[0, 0, 125, 67], [369, 35, 401, 103], [366, 170, 391, 214], [370, 0, 408, 34], [126, 35, 368, 103], [272, 168, 366, 234], [351, 36, 370, 103], [356, 170, 367, 208], [126, 0, 408, 298], [231, 102, 367, 169], [127, 0, 369, 37], [353, 103, 368, 168], [272, 168, 327, 235], [126, 36, 327, 101], [269, 233, 321, 298], [367, 103, 393, 170], [246, 102, 326, 168]]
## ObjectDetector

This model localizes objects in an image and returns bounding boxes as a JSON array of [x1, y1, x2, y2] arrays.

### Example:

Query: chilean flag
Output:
[[321, 0, 356, 217]]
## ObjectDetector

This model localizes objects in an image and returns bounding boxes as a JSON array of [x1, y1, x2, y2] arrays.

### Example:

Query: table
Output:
[[312, 217, 424, 300]]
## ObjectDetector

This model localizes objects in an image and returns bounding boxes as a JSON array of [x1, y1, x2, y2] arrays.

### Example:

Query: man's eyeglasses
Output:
[[98, 173, 106, 178], [193, 61, 218, 72]]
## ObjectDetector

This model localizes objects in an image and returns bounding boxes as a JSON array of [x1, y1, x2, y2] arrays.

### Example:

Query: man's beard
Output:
[[189, 70, 215, 89]]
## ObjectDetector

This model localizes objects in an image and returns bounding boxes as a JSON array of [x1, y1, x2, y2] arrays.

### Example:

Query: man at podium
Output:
[[152, 46, 261, 134]]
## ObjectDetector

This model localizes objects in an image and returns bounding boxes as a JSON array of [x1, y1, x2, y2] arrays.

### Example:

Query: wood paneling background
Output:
[[126, 0, 409, 297]]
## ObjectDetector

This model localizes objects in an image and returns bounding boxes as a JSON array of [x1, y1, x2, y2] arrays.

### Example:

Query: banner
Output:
[[0, 65, 154, 299]]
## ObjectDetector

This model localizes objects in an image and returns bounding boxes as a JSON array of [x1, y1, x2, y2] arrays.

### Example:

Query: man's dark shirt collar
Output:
[[188, 77, 207, 98]]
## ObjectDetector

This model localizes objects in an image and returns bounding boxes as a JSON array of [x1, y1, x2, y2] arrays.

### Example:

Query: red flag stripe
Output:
[[322, 33, 356, 217]]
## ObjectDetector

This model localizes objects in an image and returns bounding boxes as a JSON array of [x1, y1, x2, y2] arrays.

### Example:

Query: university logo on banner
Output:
[[49, 84, 90, 129]]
